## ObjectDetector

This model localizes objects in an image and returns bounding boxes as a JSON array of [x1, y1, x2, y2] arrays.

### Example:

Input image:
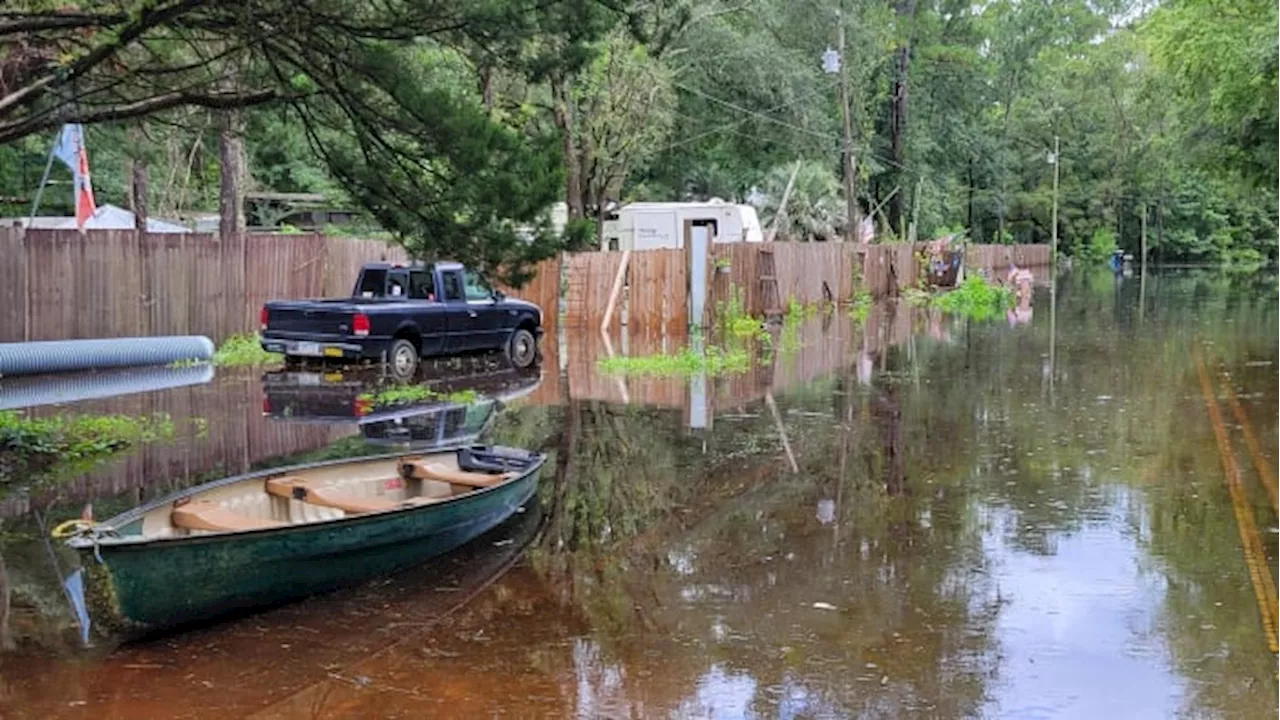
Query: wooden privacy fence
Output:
[[0, 227, 408, 344], [0, 225, 1050, 345], [713, 242, 1053, 318]]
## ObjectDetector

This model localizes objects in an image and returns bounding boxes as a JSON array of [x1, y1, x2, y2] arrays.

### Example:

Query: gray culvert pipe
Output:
[[0, 336, 215, 378], [0, 364, 215, 411]]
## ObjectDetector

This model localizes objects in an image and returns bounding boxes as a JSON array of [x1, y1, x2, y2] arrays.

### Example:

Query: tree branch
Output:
[[0, 88, 279, 144]]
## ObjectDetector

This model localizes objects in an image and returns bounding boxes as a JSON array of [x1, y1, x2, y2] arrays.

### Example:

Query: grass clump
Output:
[[213, 334, 283, 367], [0, 411, 176, 485], [597, 345, 749, 377], [933, 275, 1015, 321], [358, 385, 480, 408]]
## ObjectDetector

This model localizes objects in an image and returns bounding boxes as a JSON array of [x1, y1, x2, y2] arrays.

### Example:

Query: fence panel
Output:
[[565, 252, 624, 334], [626, 249, 687, 341]]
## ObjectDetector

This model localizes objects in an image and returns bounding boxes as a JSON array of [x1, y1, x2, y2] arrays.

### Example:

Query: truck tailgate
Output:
[[264, 300, 357, 338]]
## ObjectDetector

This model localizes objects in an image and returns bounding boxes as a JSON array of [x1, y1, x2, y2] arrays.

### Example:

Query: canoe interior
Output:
[[117, 449, 519, 541]]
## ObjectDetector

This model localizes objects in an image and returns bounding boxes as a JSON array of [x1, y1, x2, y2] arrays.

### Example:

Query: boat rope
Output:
[[50, 519, 101, 539]]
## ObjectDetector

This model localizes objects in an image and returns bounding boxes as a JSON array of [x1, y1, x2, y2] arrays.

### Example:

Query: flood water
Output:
[[0, 269, 1276, 719]]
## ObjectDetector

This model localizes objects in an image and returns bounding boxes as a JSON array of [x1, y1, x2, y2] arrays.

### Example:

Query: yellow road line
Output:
[[1220, 372, 1280, 512], [1194, 349, 1279, 653]]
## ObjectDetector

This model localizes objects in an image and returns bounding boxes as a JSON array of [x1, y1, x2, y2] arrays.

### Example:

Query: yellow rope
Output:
[[49, 519, 97, 539], [1194, 349, 1279, 653]]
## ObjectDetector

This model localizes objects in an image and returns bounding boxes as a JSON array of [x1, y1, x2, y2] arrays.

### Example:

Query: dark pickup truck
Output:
[[260, 261, 542, 379]]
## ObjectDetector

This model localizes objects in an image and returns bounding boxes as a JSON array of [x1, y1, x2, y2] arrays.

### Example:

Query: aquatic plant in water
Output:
[[358, 385, 480, 408], [212, 334, 283, 367], [0, 411, 176, 485], [933, 276, 1015, 321], [597, 345, 750, 377]]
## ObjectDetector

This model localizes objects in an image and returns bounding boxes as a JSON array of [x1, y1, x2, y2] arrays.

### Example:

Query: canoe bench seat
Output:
[[172, 500, 286, 533], [265, 476, 442, 515], [399, 460, 514, 488]]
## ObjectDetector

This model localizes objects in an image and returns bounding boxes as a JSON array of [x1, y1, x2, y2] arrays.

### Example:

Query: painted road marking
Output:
[[1219, 370, 1279, 512]]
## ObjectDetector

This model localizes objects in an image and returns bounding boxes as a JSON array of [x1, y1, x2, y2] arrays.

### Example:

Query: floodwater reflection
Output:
[[0, 269, 1276, 719]]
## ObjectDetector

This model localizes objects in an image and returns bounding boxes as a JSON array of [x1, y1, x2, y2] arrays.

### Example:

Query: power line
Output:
[[673, 81, 836, 141]]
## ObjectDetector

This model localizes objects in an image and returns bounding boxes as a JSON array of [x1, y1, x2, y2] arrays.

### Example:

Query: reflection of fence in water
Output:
[[0, 372, 354, 520], [561, 301, 927, 413]]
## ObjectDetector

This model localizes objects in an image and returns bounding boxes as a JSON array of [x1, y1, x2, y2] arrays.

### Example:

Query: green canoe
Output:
[[61, 444, 543, 640]]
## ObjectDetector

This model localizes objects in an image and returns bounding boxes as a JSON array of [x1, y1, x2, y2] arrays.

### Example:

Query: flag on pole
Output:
[[52, 124, 97, 230]]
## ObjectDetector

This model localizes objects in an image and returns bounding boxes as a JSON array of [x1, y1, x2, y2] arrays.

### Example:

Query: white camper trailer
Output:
[[601, 201, 765, 251]]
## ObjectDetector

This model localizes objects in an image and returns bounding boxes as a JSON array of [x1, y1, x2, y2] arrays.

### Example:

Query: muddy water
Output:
[[0, 269, 1276, 719]]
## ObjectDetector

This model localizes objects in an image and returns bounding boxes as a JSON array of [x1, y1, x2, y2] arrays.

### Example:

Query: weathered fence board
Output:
[[0, 229, 26, 341]]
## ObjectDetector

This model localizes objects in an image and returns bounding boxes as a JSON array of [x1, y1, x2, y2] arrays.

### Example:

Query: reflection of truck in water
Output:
[[261, 366, 542, 448], [600, 201, 765, 251]]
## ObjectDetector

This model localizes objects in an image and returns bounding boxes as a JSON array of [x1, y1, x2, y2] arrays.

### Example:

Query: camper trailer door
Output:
[[632, 211, 681, 250]]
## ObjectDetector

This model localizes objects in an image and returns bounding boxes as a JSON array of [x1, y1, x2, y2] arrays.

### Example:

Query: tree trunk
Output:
[[551, 76, 584, 221], [218, 110, 246, 240], [887, 0, 916, 235], [480, 66, 494, 113], [967, 156, 977, 241], [131, 158, 149, 231]]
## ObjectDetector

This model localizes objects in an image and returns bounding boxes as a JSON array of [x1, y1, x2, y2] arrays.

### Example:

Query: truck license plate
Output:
[[323, 347, 344, 357], [293, 341, 322, 357]]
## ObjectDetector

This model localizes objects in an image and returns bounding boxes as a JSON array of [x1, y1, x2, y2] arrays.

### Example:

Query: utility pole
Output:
[[1139, 203, 1147, 323], [836, 7, 859, 242], [1139, 203, 1148, 272], [1050, 135, 1060, 274]]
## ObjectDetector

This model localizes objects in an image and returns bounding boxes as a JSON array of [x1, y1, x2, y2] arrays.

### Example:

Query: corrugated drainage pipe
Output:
[[0, 336, 215, 378], [0, 364, 215, 410]]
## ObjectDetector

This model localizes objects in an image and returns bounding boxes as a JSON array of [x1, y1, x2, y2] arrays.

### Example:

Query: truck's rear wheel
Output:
[[388, 339, 420, 380], [507, 328, 537, 369]]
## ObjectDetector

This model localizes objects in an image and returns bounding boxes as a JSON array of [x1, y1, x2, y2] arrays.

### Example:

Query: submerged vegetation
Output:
[[0, 411, 176, 485], [358, 385, 480, 409], [213, 334, 282, 368], [597, 344, 750, 378], [849, 289, 874, 324], [934, 276, 1016, 322]]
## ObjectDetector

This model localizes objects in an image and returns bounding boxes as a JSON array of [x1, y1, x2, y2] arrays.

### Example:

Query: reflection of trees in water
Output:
[[487, 379, 1005, 717]]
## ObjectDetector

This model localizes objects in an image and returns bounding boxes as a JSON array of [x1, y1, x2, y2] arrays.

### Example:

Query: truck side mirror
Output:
[[492, 289, 506, 301]]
